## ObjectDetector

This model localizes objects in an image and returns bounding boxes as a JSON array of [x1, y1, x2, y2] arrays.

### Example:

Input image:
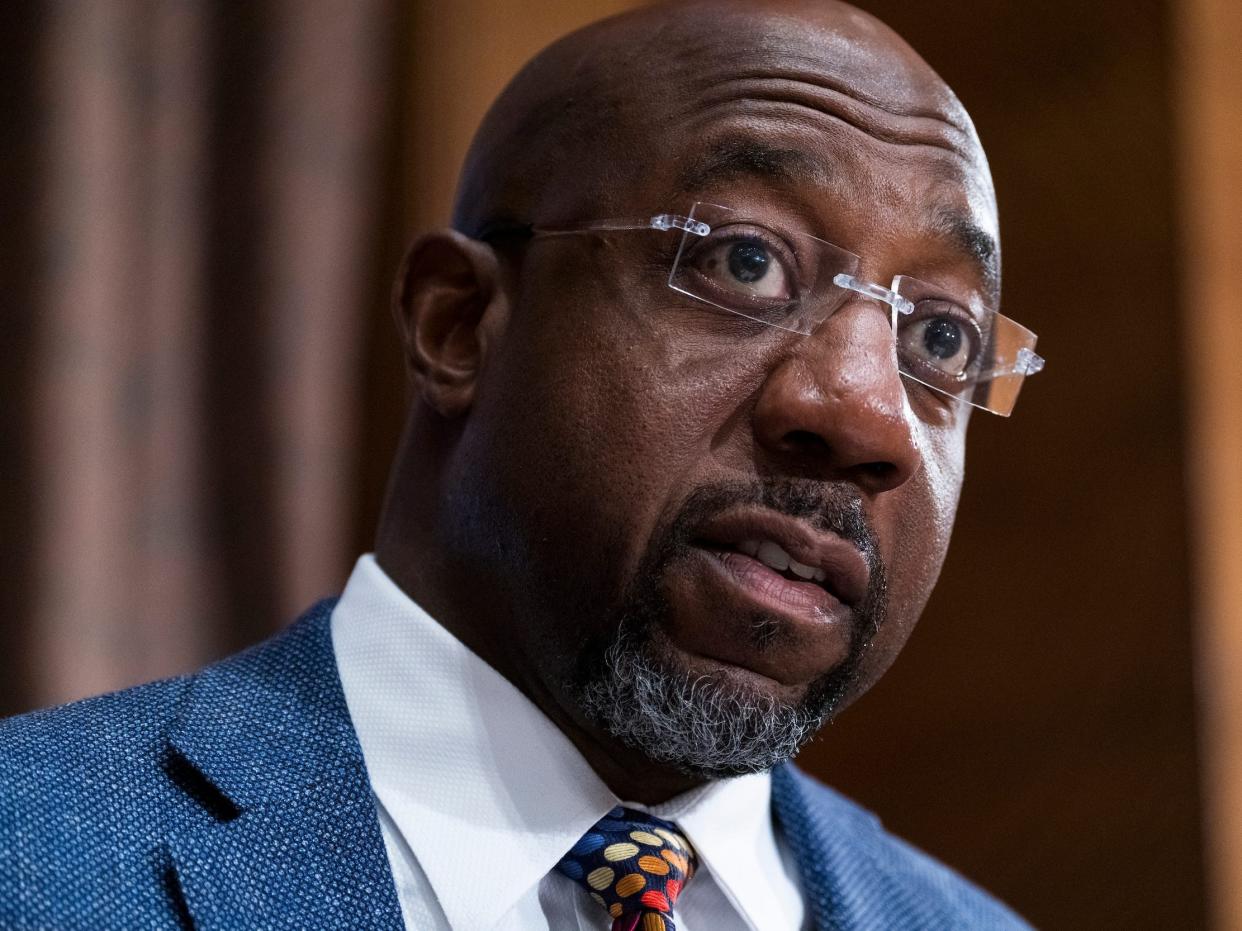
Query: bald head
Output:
[[453, 0, 995, 282]]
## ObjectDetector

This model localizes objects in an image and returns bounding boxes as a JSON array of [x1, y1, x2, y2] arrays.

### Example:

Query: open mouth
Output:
[[659, 508, 870, 685], [734, 538, 830, 584], [699, 538, 833, 593], [679, 538, 854, 683], [689, 507, 870, 612]]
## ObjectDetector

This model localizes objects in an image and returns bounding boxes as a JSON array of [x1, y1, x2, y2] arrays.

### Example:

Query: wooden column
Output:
[[1177, 2, 1242, 927]]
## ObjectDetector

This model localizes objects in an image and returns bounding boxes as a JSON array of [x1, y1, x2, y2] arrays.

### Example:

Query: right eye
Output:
[[690, 235, 794, 303]]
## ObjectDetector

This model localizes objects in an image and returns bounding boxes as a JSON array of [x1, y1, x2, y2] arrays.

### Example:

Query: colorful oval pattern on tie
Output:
[[571, 833, 606, 856], [604, 842, 640, 861], [641, 890, 670, 912], [660, 849, 688, 873], [587, 867, 615, 890], [555, 806, 696, 931], [638, 854, 669, 875], [654, 828, 682, 849], [615, 873, 646, 897]]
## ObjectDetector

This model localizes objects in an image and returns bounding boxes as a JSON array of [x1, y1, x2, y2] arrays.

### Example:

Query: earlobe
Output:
[[392, 229, 506, 417]]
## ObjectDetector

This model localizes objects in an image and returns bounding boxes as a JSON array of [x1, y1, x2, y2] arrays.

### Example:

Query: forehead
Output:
[[670, 127, 999, 297], [570, 7, 998, 289]]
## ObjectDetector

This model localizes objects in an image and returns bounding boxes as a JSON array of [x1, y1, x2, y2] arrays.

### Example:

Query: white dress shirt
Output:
[[330, 555, 807, 931]]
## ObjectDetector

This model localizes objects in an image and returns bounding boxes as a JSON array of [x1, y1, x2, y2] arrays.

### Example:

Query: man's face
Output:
[[443, 9, 996, 775]]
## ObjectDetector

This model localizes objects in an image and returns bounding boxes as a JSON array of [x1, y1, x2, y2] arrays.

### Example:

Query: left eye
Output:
[[693, 237, 792, 301], [898, 312, 979, 378]]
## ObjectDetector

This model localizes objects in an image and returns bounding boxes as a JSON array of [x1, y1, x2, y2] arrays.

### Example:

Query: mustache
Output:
[[666, 478, 878, 568]]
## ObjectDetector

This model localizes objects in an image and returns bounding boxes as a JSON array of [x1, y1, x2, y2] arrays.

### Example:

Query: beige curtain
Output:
[[3, 0, 398, 713]]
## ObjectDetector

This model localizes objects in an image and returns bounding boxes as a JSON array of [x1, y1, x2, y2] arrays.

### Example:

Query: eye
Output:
[[690, 234, 793, 302], [898, 306, 981, 380]]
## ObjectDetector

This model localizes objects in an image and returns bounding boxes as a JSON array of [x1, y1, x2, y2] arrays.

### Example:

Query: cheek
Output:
[[894, 430, 964, 607], [855, 417, 966, 686], [904, 414, 968, 571], [464, 281, 759, 604]]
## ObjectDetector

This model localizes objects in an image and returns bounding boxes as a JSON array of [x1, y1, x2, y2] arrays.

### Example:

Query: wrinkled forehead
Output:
[[662, 4, 969, 122], [530, 5, 998, 286]]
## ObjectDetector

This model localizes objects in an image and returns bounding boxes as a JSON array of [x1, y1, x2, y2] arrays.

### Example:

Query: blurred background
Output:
[[2, 1, 1239, 928]]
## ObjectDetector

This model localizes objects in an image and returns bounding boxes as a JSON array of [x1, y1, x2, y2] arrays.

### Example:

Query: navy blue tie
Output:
[[556, 806, 698, 931]]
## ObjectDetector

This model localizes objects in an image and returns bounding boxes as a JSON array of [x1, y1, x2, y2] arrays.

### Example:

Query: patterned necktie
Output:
[[556, 805, 698, 931]]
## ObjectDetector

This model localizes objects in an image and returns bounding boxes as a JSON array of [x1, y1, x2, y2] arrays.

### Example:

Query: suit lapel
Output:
[[773, 762, 892, 931], [773, 763, 849, 931], [774, 762, 948, 931], [167, 780, 401, 930], [164, 600, 403, 931]]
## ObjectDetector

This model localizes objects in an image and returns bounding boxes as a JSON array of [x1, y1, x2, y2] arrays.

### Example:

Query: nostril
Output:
[[783, 429, 829, 455], [861, 461, 898, 482], [780, 432, 898, 484]]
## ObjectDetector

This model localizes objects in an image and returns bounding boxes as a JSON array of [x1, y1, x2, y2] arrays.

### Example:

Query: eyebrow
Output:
[[677, 139, 830, 192], [927, 205, 1001, 298], [676, 138, 1001, 297]]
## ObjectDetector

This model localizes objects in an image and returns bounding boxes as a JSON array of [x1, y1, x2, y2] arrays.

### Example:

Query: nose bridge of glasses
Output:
[[651, 213, 711, 236], [831, 273, 914, 317], [796, 273, 913, 405]]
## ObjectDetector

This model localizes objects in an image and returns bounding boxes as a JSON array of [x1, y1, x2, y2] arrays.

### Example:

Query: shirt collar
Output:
[[331, 554, 785, 930], [657, 774, 801, 930]]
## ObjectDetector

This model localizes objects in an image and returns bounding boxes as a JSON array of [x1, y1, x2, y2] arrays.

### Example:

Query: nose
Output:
[[751, 303, 922, 495]]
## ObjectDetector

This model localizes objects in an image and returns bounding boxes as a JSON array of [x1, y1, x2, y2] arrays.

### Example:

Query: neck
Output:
[[375, 434, 716, 805], [373, 541, 709, 806]]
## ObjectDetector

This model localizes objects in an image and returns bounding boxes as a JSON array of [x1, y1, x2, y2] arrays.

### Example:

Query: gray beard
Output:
[[574, 622, 853, 778], [567, 479, 885, 780]]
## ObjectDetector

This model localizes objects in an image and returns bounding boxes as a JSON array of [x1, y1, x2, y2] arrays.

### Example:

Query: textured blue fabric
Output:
[[770, 766, 1031, 929], [0, 599, 402, 931], [0, 600, 1030, 930]]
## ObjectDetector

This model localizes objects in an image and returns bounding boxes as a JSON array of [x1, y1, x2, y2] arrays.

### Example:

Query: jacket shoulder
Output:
[[0, 674, 194, 823], [774, 764, 1032, 930], [0, 673, 189, 768], [0, 602, 346, 930], [0, 676, 200, 930]]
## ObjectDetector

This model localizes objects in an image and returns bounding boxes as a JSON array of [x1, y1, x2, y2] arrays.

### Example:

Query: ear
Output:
[[392, 229, 507, 417]]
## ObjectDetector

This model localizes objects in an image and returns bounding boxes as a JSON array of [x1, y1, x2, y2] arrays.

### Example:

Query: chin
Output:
[[653, 630, 836, 708], [570, 621, 858, 779]]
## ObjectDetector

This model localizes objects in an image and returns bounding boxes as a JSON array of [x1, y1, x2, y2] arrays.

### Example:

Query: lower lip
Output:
[[659, 545, 854, 686], [700, 546, 845, 619]]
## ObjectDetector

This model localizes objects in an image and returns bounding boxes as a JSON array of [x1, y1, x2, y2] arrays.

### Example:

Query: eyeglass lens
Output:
[[666, 202, 1038, 416]]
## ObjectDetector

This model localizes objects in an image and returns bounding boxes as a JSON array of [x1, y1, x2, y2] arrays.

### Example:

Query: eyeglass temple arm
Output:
[[998, 347, 1046, 377], [532, 214, 711, 237]]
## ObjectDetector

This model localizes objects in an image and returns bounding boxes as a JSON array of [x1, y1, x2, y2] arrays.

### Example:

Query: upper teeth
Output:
[[738, 539, 827, 583]]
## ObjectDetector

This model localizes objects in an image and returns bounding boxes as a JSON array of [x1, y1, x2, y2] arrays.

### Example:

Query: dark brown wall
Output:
[[796, 2, 1206, 928], [1177, 0, 1242, 924]]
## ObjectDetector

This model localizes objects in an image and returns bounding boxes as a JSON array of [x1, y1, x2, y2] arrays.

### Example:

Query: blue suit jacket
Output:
[[0, 600, 1030, 930]]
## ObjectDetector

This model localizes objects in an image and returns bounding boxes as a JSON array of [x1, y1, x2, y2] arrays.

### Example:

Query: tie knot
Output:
[[557, 806, 698, 931]]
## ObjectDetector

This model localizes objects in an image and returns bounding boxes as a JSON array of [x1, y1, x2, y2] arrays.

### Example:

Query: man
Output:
[[1, 1, 1043, 928]]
